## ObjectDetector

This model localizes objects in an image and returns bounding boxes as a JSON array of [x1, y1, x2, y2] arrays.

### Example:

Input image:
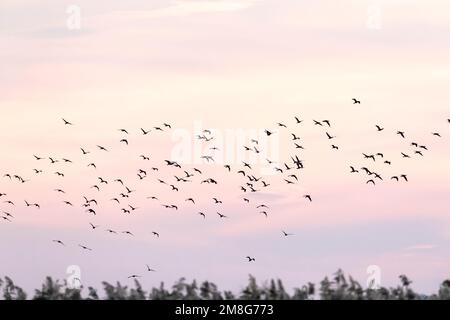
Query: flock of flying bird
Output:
[[1, 99, 449, 280]]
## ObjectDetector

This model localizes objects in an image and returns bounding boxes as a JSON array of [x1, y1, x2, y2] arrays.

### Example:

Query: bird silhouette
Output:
[[53, 240, 65, 246], [217, 212, 227, 218], [350, 166, 359, 173], [62, 118, 73, 125], [352, 98, 360, 104], [146, 265, 156, 272], [432, 132, 441, 137], [89, 223, 99, 230]]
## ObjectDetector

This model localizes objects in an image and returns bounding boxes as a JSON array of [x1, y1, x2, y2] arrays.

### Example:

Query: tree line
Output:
[[1, 270, 449, 300]]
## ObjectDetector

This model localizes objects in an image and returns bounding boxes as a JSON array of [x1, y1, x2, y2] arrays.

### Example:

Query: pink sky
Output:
[[1, 0, 450, 295]]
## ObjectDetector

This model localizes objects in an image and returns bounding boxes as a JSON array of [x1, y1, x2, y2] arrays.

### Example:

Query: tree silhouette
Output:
[[1, 271, 449, 300]]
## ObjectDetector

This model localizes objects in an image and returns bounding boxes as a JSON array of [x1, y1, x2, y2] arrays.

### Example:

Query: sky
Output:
[[1, 0, 450, 296]]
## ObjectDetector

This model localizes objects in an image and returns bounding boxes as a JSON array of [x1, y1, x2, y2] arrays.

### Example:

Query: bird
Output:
[[375, 125, 384, 132], [326, 132, 335, 140], [89, 223, 99, 230], [79, 245, 92, 251], [217, 212, 227, 218], [243, 162, 252, 169], [366, 179, 375, 185], [53, 240, 65, 246], [246, 256, 255, 262], [352, 98, 360, 104], [97, 145, 108, 152], [146, 265, 156, 272], [118, 129, 129, 134], [264, 129, 273, 136], [62, 118, 73, 125], [1, 216, 11, 222], [432, 132, 441, 137], [400, 174, 408, 182], [401, 152, 410, 158], [120, 139, 129, 145], [397, 131, 405, 138], [322, 120, 331, 127], [141, 128, 150, 135], [313, 120, 322, 126], [303, 195, 312, 202], [81, 148, 90, 155], [350, 166, 359, 173], [198, 212, 206, 219], [363, 153, 376, 161], [152, 231, 160, 238], [128, 275, 141, 279], [294, 116, 303, 124], [282, 231, 294, 237], [331, 145, 339, 150], [185, 198, 195, 204]]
